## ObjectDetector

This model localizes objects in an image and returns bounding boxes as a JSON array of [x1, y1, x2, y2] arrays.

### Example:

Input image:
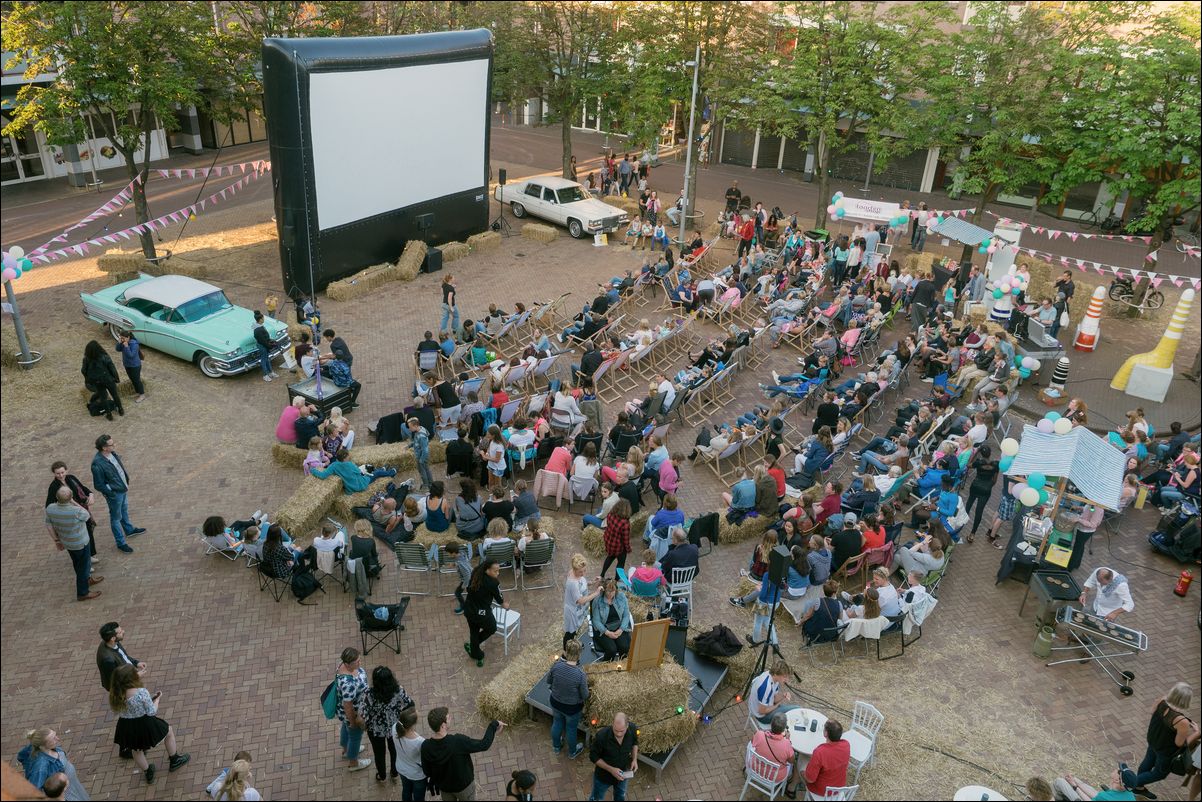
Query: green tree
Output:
[[912, 2, 1136, 264], [755, 1, 950, 230], [3, 1, 240, 259], [1046, 4, 1200, 305]]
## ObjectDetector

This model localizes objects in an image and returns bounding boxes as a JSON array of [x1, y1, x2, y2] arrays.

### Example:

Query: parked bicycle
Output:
[[1109, 275, 1165, 310]]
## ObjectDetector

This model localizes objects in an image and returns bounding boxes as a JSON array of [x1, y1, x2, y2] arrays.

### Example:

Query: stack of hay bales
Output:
[[331, 476, 394, 521], [477, 622, 563, 724], [584, 659, 697, 755], [78, 377, 145, 403], [271, 441, 413, 472], [467, 230, 502, 252], [96, 251, 151, 275], [326, 262, 401, 302], [582, 524, 605, 557], [522, 223, 558, 244], [704, 221, 722, 240], [717, 513, 773, 545], [155, 253, 207, 278], [440, 241, 471, 264], [276, 475, 345, 536]]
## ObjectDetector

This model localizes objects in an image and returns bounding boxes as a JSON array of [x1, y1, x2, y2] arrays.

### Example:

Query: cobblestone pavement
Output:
[[2, 158, 1200, 801]]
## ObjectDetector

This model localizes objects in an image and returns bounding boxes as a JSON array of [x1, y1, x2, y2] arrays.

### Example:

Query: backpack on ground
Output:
[[692, 623, 743, 658], [291, 571, 322, 603]]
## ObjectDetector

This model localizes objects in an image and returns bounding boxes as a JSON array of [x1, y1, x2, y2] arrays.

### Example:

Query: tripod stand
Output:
[[491, 194, 513, 237], [740, 584, 785, 705]]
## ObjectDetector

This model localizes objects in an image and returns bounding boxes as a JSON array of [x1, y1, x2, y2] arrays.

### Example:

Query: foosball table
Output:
[[1048, 606, 1148, 696]]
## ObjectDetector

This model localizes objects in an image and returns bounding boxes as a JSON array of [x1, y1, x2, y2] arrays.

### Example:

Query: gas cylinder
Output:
[[1174, 569, 1193, 598]]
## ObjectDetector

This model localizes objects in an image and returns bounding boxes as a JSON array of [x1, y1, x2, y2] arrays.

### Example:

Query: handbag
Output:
[[320, 679, 338, 720]]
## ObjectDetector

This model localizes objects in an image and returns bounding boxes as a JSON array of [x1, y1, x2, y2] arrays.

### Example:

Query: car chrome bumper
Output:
[[211, 337, 292, 376]]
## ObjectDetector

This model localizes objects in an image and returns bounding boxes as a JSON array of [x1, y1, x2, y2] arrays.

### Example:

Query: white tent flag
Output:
[[1004, 424, 1126, 510]]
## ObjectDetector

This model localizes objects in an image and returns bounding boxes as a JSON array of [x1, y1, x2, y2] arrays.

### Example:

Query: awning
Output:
[[930, 217, 993, 246], [1004, 424, 1126, 510]]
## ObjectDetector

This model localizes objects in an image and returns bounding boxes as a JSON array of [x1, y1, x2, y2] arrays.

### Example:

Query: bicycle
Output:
[[1079, 207, 1122, 233], [1172, 226, 1199, 254], [1108, 275, 1165, 311]]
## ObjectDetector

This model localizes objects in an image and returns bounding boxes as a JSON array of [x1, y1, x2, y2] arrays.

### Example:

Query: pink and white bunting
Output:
[[1003, 242, 1198, 290]]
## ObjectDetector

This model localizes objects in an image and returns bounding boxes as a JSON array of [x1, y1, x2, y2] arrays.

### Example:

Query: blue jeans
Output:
[[339, 720, 364, 761], [401, 776, 427, 801], [257, 342, 273, 376], [752, 608, 778, 645], [583, 514, 604, 529], [858, 452, 890, 473], [1157, 487, 1185, 505], [440, 303, 460, 335], [590, 775, 628, 801], [1122, 744, 1174, 790], [68, 546, 92, 598], [913, 228, 926, 252], [1155, 443, 1171, 462], [416, 460, 432, 489], [105, 491, 134, 547], [551, 707, 582, 753]]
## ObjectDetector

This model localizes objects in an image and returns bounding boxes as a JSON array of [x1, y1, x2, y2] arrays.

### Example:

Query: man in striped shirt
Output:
[[548, 639, 590, 759], [46, 486, 103, 601]]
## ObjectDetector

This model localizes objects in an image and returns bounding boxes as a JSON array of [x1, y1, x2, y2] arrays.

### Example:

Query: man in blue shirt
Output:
[[724, 470, 757, 516]]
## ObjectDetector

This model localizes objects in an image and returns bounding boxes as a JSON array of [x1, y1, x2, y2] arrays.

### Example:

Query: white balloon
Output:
[[8, 246, 24, 259], [1053, 418, 1073, 435], [1020, 487, 1041, 507], [835, 198, 846, 208], [1000, 437, 1020, 456]]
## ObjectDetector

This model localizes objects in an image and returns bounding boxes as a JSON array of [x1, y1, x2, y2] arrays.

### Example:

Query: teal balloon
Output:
[[1037, 488, 1049, 505], [1012, 286, 1021, 295], [1028, 472, 1047, 489], [13, 266, 22, 278], [993, 288, 1004, 299], [18, 257, 32, 270], [978, 246, 988, 254], [1046, 412, 1061, 422], [999, 455, 1014, 471], [1019, 367, 1031, 378]]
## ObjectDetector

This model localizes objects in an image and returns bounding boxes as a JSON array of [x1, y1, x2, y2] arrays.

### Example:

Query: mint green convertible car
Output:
[[81, 274, 291, 378]]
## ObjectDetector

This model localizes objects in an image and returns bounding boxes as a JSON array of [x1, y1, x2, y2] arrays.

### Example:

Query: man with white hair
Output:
[[659, 526, 700, 579], [1080, 567, 1133, 621]]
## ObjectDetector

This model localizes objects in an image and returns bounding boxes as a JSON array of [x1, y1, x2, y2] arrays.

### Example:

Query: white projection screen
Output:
[[262, 30, 494, 295], [309, 59, 489, 231]]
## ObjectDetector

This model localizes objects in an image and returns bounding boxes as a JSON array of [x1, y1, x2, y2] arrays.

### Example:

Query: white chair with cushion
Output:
[[740, 741, 786, 801], [844, 701, 883, 783]]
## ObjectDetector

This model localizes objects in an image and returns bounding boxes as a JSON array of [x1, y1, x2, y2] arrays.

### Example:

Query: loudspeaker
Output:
[[666, 624, 688, 666], [767, 545, 791, 585], [498, 167, 507, 186], [422, 246, 443, 274], [416, 212, 434, 231]]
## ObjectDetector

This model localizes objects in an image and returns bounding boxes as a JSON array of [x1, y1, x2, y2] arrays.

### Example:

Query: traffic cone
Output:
[[1072, 286, 1106, 352], [1111, 289, 1195, 390]]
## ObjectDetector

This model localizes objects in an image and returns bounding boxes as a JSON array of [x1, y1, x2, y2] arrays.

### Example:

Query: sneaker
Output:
[[77, 591, 103, 601], [476, 657, 485, 668], [569, 745, 586, 759], [252, 510, 264, 522], [796, 357, 806, 364], [771, 370, 781, 384], [264, 375, 273, 382], [552, 746, 562, 756], [127, 527, 146, 537], [135, 395, 147, 403], [168, 753, 190, 772], [92, 555, 100, 564], [453, 606, 464, 615], [144, 764, 156, 784], [349, 758, 373, 772], [117, 544, 134, 554], [269, 372, 280, 378], [728, 596, 746, 608]]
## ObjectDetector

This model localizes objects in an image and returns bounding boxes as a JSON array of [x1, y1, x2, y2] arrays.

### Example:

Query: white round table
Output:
[[785, 708, 829, 756], [953, 786, 1009, 801]]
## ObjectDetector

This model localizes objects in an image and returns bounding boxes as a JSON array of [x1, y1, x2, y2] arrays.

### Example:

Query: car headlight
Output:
[[221, 349, 240, 360]]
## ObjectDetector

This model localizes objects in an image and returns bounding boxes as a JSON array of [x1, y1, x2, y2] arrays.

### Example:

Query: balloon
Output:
[[1036, 416, 1053, 432], [993, 288, 1004, 299], [18, 257, 31, 271], [1, 268, 14, 282], [0, 255, 14, 271], [999, 455, 1014, 471], [1015, 355, 1025, 367], [1012, 286, 1022, 295], [987, 244, 997, 254], [1027, 472, 1047, 489], [835, 208, 845, 218], [1001, 438, 1020, 456], [982, 238, 991, 247], [1037, 488, 1050, 505], [1019, 367, 1032, 379], [827, 204, 837, 215], [13, 266, 22, 279], [1011, 482, 1029, 499], [8, 246, 24, 259], [835, 198, 846, 209], [1022, 356, 1039, 370], [1020, 487, 1041, 507], [926, 218, 937, 230], [1053, 418, 1073, 435], [1046, 412, 1061, 422], [978, 245, 988, 254], [833, 191, 843, 201], [1000, 281, 1011, 292]]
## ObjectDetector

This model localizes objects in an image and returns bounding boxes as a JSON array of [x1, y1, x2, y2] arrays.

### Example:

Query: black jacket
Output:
[[580, 349, 605, 378], [329, 336, 353, 366], [253, 324, 273, 349], [82, 354, 119, 386], [96, 641, 140, 690], [420, 721, 499, 794]]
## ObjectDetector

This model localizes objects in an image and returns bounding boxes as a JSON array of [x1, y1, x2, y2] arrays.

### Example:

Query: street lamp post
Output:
[[678, 44, 701, 248]]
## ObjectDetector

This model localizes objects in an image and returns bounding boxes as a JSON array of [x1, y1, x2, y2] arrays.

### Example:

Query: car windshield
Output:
[[556, 186, 588, 204], [169, 290, 233, 323]]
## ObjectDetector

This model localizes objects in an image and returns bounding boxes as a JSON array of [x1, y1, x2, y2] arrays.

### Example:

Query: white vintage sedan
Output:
[[495, 176, 629, 238]]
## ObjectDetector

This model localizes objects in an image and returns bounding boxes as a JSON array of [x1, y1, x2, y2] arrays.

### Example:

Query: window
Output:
[[542, 186, 558, 203], [122, 297, 167, 319], [167, 291, 233, 323], [524, 183, 542, 198], [556, 186, 586, 204]]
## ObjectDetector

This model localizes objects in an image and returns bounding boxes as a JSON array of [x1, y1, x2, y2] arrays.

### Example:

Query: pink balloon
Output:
[[826, 204, 837, 215], [987, 244, 998, 253], [1, 267, 15, 282], [1037, 419, 1055, 434], [926, 218, 937, 229]]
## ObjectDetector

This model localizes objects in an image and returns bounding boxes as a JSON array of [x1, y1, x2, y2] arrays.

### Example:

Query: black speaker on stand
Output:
[[741, 545, 791, 704], [491, 167, 513, 237]]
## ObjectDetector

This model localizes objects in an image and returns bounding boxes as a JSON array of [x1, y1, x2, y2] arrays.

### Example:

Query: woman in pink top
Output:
[[275, 396, 308, 443], [658, 453, 681, 495], [544, 441, 574, 476], [749, 713, 795, 784]]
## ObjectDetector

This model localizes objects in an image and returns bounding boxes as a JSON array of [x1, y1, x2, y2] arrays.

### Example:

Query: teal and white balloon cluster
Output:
[[1, 246, 32, 283]]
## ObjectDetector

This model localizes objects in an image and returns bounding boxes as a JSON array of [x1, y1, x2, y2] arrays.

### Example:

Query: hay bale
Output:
[[581, 525, 606, 557], [585, 658, 697, 755], [155, 253, 207, 278], [718, 513, 773, 545], [96, 251, 149, 274], [76, 378, 146, 402], [429, 440, 448, 464], [477, 622, 562, 723], [393, 239, 427, 284], [272, 442, 306, 469], [467, 230, 502, 252], [630, 509, 651, 538], [348, 442, 412, 469], [414, 524, 465, 553], [326, 262, 397, 302], [441, 241, 471, 263], [331, 476, 393, 521], [276, 475, 344, 536], [0, 319, 18, 369], [704, 221, 722, 240], [287, 322, 310, 343], [522, 223, 559, 244]]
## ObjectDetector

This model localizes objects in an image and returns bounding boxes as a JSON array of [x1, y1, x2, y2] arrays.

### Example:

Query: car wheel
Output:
[[568, 219, 584, 239], [108, 323, 130, 342], [195, 353, 224, 378], [511, 202, 527, 218]]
